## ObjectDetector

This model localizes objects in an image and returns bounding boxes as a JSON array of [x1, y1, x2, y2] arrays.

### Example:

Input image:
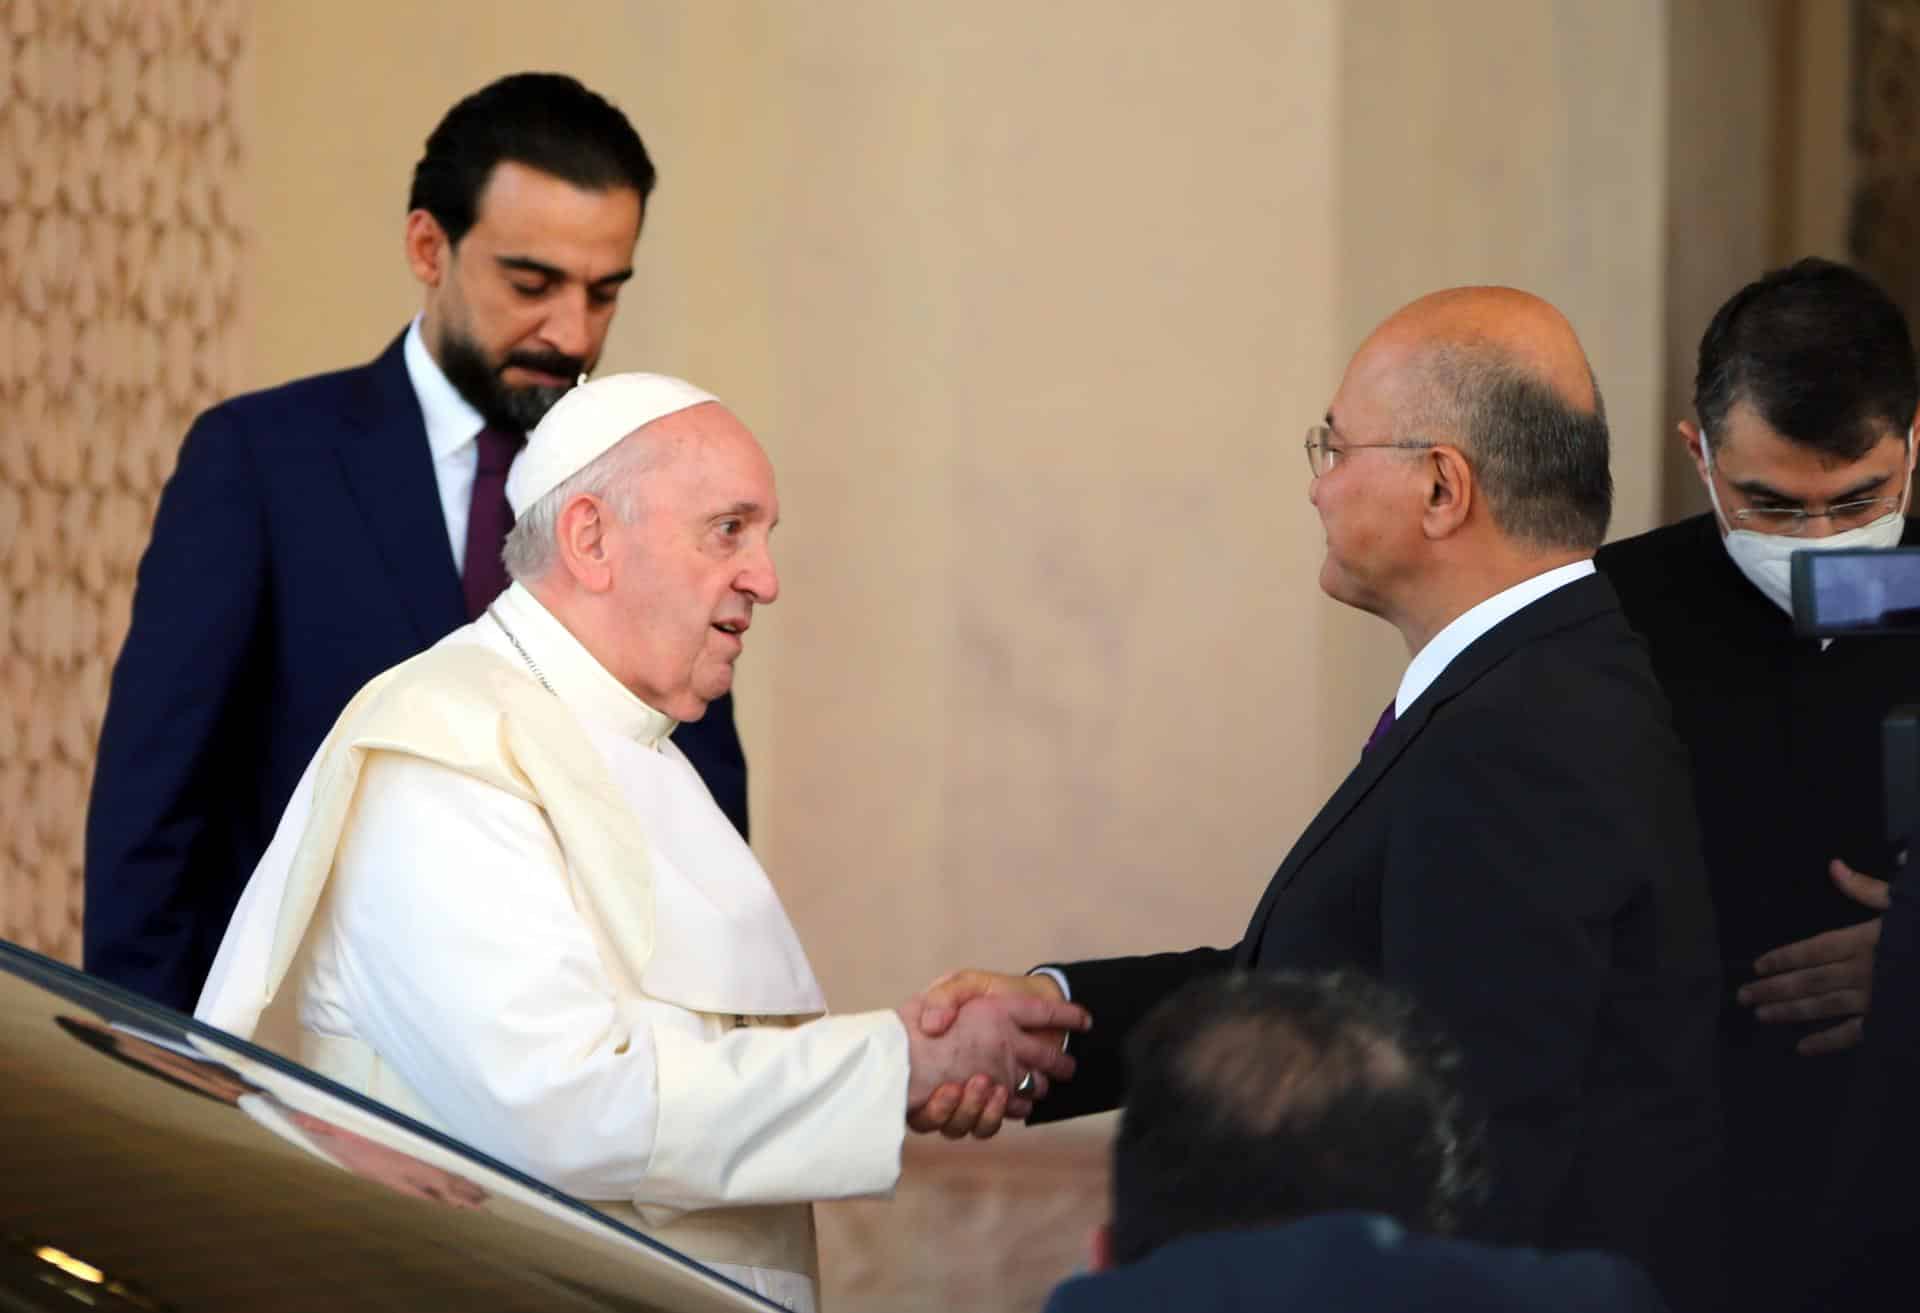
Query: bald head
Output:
[[1373, 286, 1598, 411], [1342, 286, 1613, 552]]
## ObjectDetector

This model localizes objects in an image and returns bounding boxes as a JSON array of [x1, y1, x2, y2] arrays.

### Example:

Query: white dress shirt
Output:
[[401, 315, 487, 573], [1394, 559, 1596, 715]]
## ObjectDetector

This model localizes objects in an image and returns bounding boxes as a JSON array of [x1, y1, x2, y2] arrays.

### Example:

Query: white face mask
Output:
[[1701, 428, 1914, 615]]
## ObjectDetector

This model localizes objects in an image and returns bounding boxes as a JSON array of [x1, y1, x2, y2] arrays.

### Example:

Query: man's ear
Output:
[[1678, 420, 1709, 481], [1088, 1222, 1115, 1273], [1420, 444, 1474, 540], [404, 209, 451, 289], [555, 495, 616, 593]]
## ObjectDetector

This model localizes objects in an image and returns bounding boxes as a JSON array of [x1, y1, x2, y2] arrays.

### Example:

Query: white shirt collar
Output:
[[403, 314, 487, 459], [1395, 559, 1596, 715], [488, 583, 678, 748]]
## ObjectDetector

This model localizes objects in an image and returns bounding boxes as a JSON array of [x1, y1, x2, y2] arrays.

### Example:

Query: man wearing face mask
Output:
[[1595, 257, 1920, 1311]]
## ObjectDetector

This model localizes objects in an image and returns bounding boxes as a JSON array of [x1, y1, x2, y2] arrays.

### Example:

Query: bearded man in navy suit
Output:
[[86, 73, 749, 1014], [921, 288, 1723, 1308]]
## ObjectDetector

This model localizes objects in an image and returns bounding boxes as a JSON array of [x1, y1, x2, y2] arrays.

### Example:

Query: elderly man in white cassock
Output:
[[196, 373, 1087, 1310]]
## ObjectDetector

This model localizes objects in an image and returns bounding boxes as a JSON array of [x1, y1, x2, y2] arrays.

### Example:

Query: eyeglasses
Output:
[[1727, 498, 1904, 537], [1304, 425, 1435, 478]]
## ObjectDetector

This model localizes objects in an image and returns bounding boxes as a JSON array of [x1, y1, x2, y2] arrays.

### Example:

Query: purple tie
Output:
[[461, 426, 523, 621], [1364, 700, 1397, 753]]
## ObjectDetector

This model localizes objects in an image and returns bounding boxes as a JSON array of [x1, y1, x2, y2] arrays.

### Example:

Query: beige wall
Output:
[[245, 0, 1679, 1004], [1778, 0, 1855, 262], [246, 0, 1350, 1013], [1657, 0, 1855, 522], [6, 1, 1823, 1309], [1329, 0, 1671, 768], [1661, 0, 1785, 521]]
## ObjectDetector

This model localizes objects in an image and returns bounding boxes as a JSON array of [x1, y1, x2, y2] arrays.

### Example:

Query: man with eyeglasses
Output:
[[1595, 257, 1920, 1312], [919, 286, 1723, 1310]]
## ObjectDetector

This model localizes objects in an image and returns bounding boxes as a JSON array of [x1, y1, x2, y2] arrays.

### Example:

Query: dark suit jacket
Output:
[[1036, 575, 1723, 1306], [84, 334, 750, 1013], [1596, 515, 1920, 1312], [1042, 1212, 1670, 1313], [1814, 857, 1920, 1309]]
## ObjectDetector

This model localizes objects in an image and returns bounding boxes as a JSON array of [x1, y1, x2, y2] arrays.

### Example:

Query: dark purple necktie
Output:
[[1364, 700, 1397, 753], [461, 426, 524, 621]]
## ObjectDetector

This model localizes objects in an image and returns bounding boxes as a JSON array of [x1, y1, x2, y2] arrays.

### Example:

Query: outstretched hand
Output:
[[906, 969, 1088, 1138], [1739, 859, 1890, 1056]]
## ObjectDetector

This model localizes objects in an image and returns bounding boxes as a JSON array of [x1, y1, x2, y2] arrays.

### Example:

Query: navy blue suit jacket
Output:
[[1043, 1213, 1669, 1313], [84, 334, 750, 1013]]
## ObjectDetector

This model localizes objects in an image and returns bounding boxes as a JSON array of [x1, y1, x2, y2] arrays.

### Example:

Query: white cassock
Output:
[[199, 582, 910, 1311]]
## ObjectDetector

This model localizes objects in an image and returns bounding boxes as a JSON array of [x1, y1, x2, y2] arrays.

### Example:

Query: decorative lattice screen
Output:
[[0, 0, 249, 960]]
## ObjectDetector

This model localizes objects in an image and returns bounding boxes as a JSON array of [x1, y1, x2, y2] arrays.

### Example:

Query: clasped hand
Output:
[[896, 970, 1088, 1139]]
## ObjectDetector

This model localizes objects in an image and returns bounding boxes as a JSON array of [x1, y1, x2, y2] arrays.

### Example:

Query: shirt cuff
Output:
[[1030, 966, 1071, 1001], [1029, 967, 1073, 1051]]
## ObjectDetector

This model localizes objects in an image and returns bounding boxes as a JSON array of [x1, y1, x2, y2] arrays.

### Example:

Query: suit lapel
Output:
[[336, 333, 466, 644], [1236, 695, 1433, 963], [1237, 573, 1620, 964]]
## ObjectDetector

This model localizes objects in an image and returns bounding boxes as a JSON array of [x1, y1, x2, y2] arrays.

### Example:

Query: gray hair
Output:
[[1411, 346, 1613, 552], [502, 430, 656, 582]]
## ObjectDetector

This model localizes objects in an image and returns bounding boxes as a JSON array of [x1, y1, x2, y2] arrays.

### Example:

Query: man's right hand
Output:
[[918, 968, 1069, 1037], [897, 984, 1086, 1139], [908, 969, 1084, 1137]]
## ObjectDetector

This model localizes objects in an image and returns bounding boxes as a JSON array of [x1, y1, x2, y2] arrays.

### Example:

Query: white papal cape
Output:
[[198, 584, 910, 1311]]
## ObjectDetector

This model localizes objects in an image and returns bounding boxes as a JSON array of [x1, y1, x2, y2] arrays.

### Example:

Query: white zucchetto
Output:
[[505, 372, 719, 516]]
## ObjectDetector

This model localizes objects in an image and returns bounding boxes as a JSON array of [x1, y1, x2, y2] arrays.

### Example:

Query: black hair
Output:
[[408, 72, 656, 247], [1108, 970, 1487, 1267], [1694, 257, 1918, 459]]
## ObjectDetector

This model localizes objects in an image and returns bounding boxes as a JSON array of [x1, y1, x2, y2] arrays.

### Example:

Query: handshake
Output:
[[894, 970, 1089, 1140]]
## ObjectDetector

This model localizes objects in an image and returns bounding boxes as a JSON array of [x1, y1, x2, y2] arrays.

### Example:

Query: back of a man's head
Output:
[[1106, 970, 1486, 1268], [1415, 340, 1613, 553], [409, 72, 657, 247], [1695, 257, 1918, 458]]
